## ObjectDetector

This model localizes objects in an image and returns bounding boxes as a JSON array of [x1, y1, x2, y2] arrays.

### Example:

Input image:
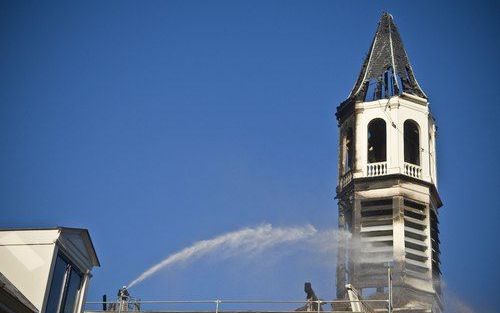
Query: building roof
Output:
[[346, 12, 427, 102], [0, 226, 100, 267], [59, 226, 101, 267], [0, 272, 38, 313]]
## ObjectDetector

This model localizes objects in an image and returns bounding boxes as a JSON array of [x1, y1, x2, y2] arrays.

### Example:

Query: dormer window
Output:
[[45, 253, 83, 313]]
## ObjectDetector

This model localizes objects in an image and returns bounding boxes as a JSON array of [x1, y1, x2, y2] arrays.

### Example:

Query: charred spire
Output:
[[345, 13, 427, 105]]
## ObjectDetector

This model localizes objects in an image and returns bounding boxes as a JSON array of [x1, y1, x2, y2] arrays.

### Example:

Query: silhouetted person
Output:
[[296, 282, 322, 312]]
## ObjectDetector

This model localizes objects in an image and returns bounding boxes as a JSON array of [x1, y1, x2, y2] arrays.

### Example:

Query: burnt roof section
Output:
[[345, 13, 426, 104]]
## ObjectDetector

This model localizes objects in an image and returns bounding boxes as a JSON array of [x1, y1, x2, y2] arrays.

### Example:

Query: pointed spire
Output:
[[348, 13, 427, 102]]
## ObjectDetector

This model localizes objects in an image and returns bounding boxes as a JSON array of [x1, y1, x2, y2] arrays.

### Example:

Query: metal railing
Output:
[[83, 298, 391, 313]]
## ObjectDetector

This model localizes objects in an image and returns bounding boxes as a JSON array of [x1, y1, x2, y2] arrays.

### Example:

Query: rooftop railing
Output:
[[83, 298, 390, 313]]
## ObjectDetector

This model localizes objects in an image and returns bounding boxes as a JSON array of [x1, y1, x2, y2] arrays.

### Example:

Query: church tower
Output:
[[335, 13, 442, 312]]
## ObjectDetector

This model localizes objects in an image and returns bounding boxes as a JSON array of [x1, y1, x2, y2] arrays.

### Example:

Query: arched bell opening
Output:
[[404, 120, 420, 166], [367, 118, 387, 163], [342, 127, 354, 174]]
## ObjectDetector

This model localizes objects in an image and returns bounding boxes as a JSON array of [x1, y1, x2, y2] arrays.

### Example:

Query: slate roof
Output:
[[347, 12, 427, 102]]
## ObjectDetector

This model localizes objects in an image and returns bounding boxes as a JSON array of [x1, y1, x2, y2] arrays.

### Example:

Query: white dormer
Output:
[[0, 227, 100, 313]]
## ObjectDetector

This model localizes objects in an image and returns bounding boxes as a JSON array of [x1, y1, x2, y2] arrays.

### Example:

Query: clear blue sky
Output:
[[1, 1, 499, 312]]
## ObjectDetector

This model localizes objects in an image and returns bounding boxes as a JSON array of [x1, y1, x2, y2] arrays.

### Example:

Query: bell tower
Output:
[[335, 13, 442, 312]]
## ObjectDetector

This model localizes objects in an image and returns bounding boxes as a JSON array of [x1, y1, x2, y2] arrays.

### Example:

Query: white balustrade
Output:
[[363, 162, 423, 179], [404, 162, 422, 179], [339, 171, 353, 189], [367, 162, 387, 177]]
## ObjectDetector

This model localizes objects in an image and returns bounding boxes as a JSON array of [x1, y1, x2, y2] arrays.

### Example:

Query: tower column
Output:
[[392, 196, 406, 286], [336, 207, 346, 299]]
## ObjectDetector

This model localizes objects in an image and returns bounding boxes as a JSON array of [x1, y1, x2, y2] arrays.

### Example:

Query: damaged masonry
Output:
[[336, 12, 442, 313]]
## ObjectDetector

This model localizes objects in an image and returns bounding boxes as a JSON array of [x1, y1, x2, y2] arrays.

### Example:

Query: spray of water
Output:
[[127, 224, 319, 288], [126, 223, 400, 289], [126, 224, 480, 313]]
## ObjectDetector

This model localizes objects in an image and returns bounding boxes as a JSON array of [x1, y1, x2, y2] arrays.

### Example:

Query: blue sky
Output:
[[1, 0, 499, 312]]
